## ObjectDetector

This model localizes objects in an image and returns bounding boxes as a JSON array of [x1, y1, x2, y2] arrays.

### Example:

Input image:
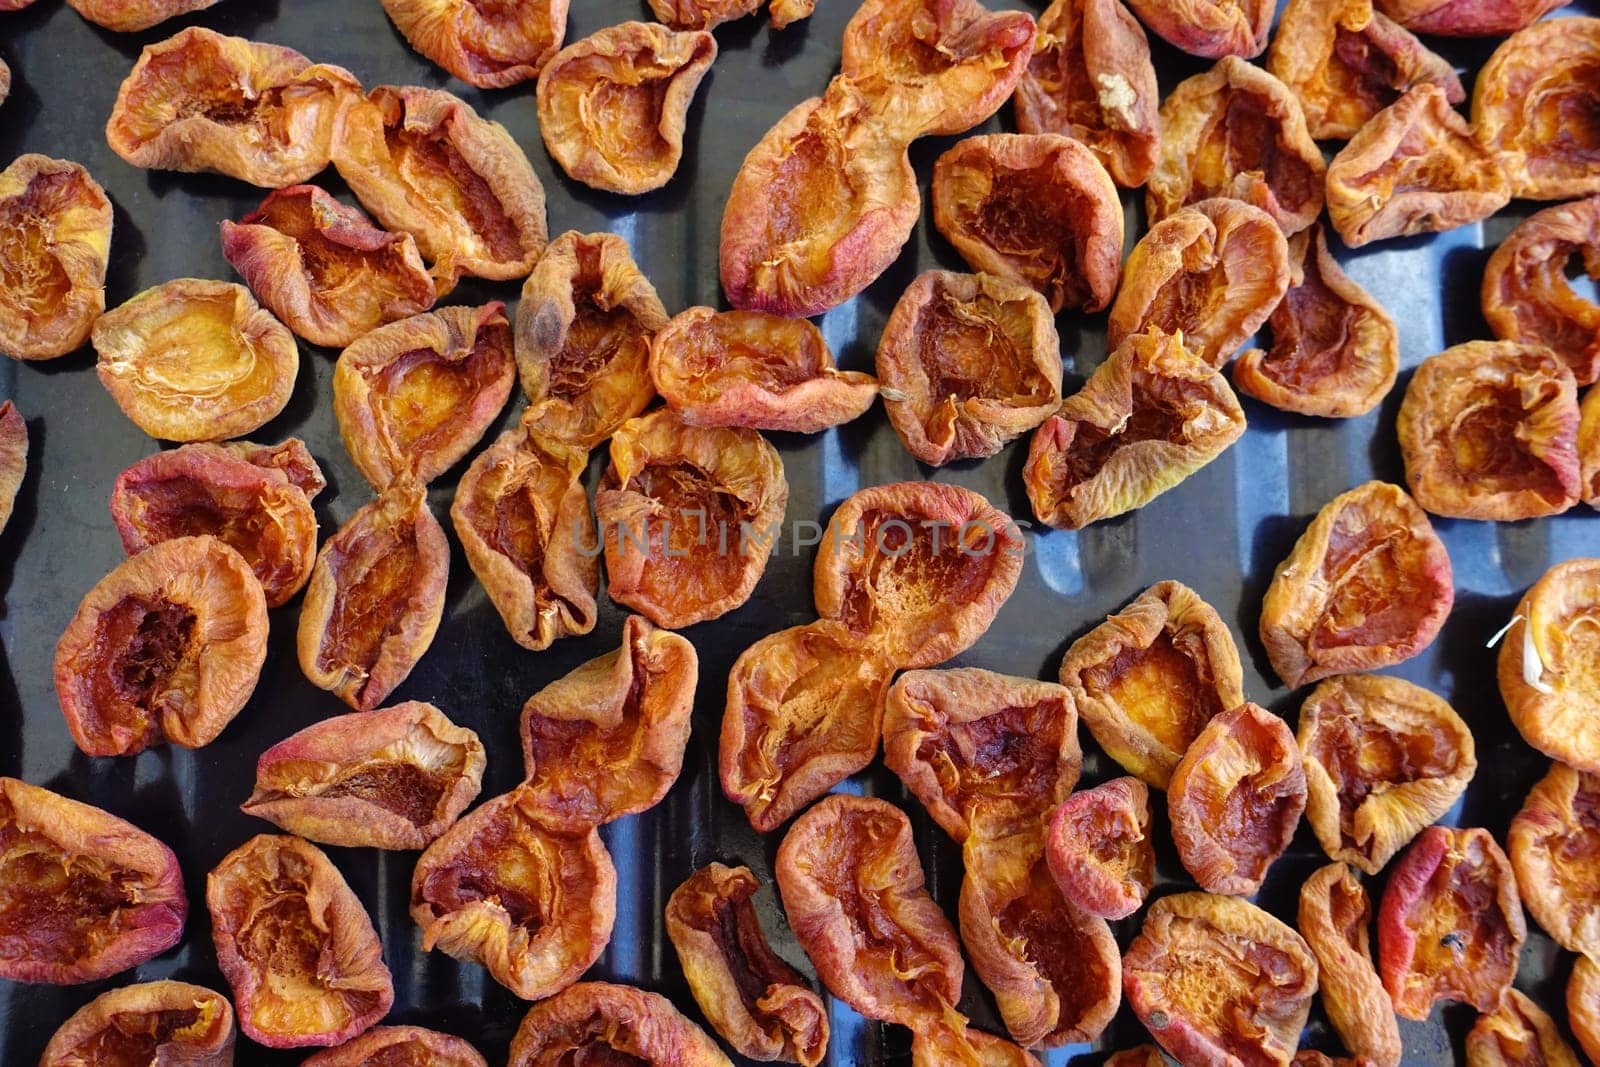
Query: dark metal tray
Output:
[[1, 0, 1595, 1062]]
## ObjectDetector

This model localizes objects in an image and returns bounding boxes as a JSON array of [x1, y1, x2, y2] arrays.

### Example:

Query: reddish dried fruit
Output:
[[648, 0, 810, 29], [515, 230, 668, 448], [651, 306, 877, 434], [537, 22, 717, 195], [597, 408, 788, 629], [910, 1020, 1043, 1067], [0, 155, 111, 362], [1298, 863, 1403, 1067], [1013, 0, 1160, 188], [1299, 674, 1476, 876], [1377, 825, 1526, 1020], [1025, 327, 1247, 530], [1468, 989, 1581, 1067], [55, 536, 267, 756], [1327, 85, 1510, 248], [0, 401, 25, 537], [297, 482, 449, 711], [1376, 0, 1566, 38], [932, 134, 1123, 314], [1045, 776, 1154, 919], [720, 619, 896, 833], [38, 980, 234, 1067], [1473, 18, 1600, 202], [411, 785, 616, 1001], [106, 28, 359, 187], [1585, 387, 1600, 508], [1499, 559, 1600, 772], [1235, 224, 1400, 418], [222, 436, 327, 495], [66, 0, 218, 30], [508, 982, 732, 1066], [302, 1025, 488, 1067], [1125, 0, 1271, 58], [0, 778, 185, 985], [242, 701, 486, 850], [814, 481, 1023, 669], [1508, 761, 1600, 958], [520, 614, 696, 830], [380, 0, 568, 89], [1398, 340, 1582, 520], [665, 863, 829, 1066], [1571, 956, 1600, 1067], [1260, 480, 1453, 689], [776, 794, 964, 1025], [1482, 197, 1600, 386], [1124, 891, 1318, 1067]]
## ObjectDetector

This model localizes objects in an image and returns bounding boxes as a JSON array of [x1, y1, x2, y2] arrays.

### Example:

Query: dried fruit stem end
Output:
[[0, 155, 112, 362]]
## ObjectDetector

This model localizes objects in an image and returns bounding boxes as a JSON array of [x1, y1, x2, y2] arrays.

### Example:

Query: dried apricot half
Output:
[[302, 1025, 487, 1067], [0, 402, 24, 537], [1124, 0, 1271, 58], [1376, 0, 1564, 35], [38, 980, 234, 1067], [0, 155, 111, 362], [1045, 776, 1154, 919], [380, 0, 568, 88], [1482, 197, 1600, 386], [1571, 956, 1600, 1067], [1473, 16, 1600, 201], [1500, 559, 1600, 772], [507, 982, 732, 1066], [1298, 863, 1402, 1067], [1467, 989, 1581, 1067], [68, 0, 221, 32], [1508, 762, 1600, 961]]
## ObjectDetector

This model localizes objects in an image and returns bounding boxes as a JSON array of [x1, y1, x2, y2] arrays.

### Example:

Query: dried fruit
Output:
[[665, 863, 829, 1066], [650, 306, 877, 434], [38, 980, 234, 1067], [0, 155, 111, 362], [776, 794, 964, 1025], [814, 480, 1023, 669], [1482, 197, 1600, 386], [1124, 891, 1318, 1066], [66, 0, 219, 30], [1508, 761, 1600, 958], [1012, 0, 1160, 188], [910, 1020, 1043, 1067], [1473, 18, 1600, 201], [0, 777, 185, 984], [1104, 1049, 1166, 1067], [1108, 198, 1290, 370], [302, 1025, 488, 1067], [1467, 989, 1581, 1067], [380, 0, 567, 88], [1124, 0, 1271, 58], [450, 423, 597, 651], [0, 58, 8, 110], [537, 22, 716, 195], [507, 982, 732, 1066], [1377, 825, 1526, 1020], [1235, 224, 1400, 417], [1025, 327, 1247, 530], [1045, 776, 1154, 919], [1571, 956, 1600, 1067], [720, 619, 896, 833], [222, 437, 326, 495], [1147, 57, 1325, 235], [1298, 863, 1403, 1067], [1586, 385, 1600, 508], [242, 701, 486, 850], [411, 785, 615, 1000], [297, 482, 449, 711], [931, 134, 1123, 314], [1326, 85, 1510, 248], [520, 614, 697, 830], [106, 28, 359, 187], [1376, 0, 1566, 37], [647, 0, 803, 30], [515, 230, 668, 448], [1499, 559, 1600, 772], [596, 408, 787, 629], [1299, 674, 1476, 877], [333, 85, 547, 284], [0, 401, 25, 537], [1259, 480, 1453, 689], [1398, 340, 1581, 520]]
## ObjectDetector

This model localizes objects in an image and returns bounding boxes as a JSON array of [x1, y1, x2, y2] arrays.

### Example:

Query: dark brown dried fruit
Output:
[[1482, 197, 1600, 386], [1499, 559, 1600, 772], [66, 0, 219, 31], [1298, 863, 1403, 1067], [1467, 989, 1581, 1067], [1045, 776, 1154, 919], [1508, 761, 1600, 958], [0, 401, 25, 537], [381, 0, 568, 89], [1376, 0, 1565, 38], [507, 982, 732, 1066], [1571, 956, 1600, 1067], [38, 980, 234, 1067], [302, 1025, 488, 1067], [1260, 480, 1453, 689], [1124, 0, 1271, 58], [0, 154, 111, 362]]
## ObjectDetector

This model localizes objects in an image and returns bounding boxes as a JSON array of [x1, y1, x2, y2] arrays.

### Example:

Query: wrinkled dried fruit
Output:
[[508, 982, 732, 1066], [537, 22, 716, 195], [515, 230, 668, 448], [1398, 340, 1581, 520], [38, 980, 234, 1067], [776, 794, 964, 1025], [1147, 57, 1324, 235], [381, 0, 567, 88], [521, 614, 696, 830], [1586, 387, 1600, 507], [1013, 0, 1159, 188], [1499, 559, 1600, 771], [0, 402, 25, 537], [1109, 198, 1290, 370], [1124, 891, 1318, 1067], [1025, 327, 1247, 530], [883, 667, 1079, 842], [650, 306, 878, 434], [1376, 0, 1566, 38], [1298, 674, 1475, 877], [1508, 761, 1600, 958], [648, 0, 805, 30], [1045, 776, 1154, 919], [55, 536, 267, 756], [0, 778, 185, 985], [111, 439, 324, 608], [297, 482, 449, 711], [720, 619, 896, 833], [1104, 1048, 1166, 1067], [1482, 198, 1600, 386], [666, 863, 829, 1066], [450, 424, 597, 651], [242, 700, 485, 850], [1298, 863, 1402, 1067], [1125, 0, 1271, 58], [302, 1025, 488, 1067], [1235, 224, 1399, 417], [1260, 480, 1452, 689], [1473, 18, 1600, 202], [1468, 989, 1580, 1067], [333, 85, 547, 284], [412, 783, 616, 1001], [106, 28, 359, 187], [815, 481, 1023, 669], [221, 436, 327, 495], [0, 58, 8, 110], [1571, 956, 1600, 1067], [910, 1019, 1043, 1067], [0, 155, 111, 362], [1326, 86, 1510, 248], [597, 408, 787, 629], [932, 134, 1123, 314], [1378, 825, 1526, 1020], [67, 0, 219, 30]]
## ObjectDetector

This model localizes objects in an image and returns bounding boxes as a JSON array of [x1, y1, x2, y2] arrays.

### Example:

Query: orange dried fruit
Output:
[[66, 0, 220, 31], [380, 0, 568, 89], [0, 155, 111, 362], [507, 982, 732, 1066], [1298, 863, 1402, 1067], [1585, 386, 1600, 507], [1045, 776, 1154, 919], [1571, 956, 1600, 1067], [647, 0, 800, 30], [0, 57, 8, 108], [1104, 1048, 1166, 1067], [1482, 196, 1600, 386], [0, 401, 26, 537], [302, 1025, 487, 1067], [38, 980, 234, 1067], [910, 1018, 1044, 1066], [1508, 762, 1600, 961], [1467, 989, 1581, 1067], [1124, 0, 1271, 58], [1375, 0, 1565, 37], [1499, 559, 1600, 772]]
